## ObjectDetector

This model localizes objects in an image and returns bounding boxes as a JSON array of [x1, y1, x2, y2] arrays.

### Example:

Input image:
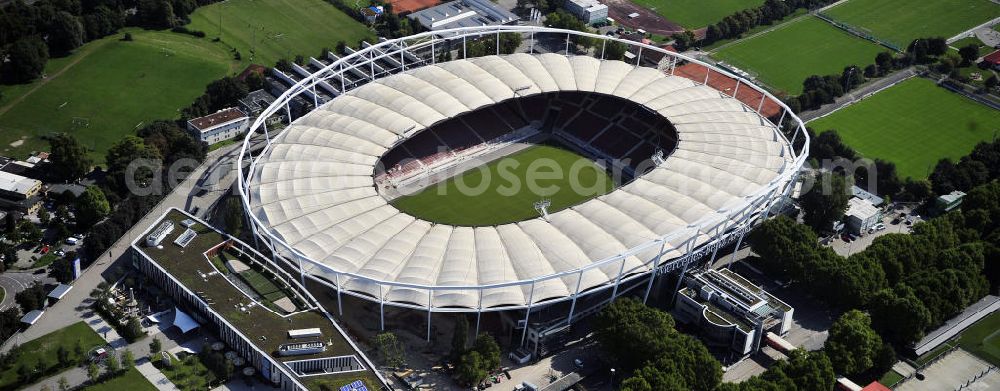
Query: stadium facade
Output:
[[237, 26, 808, 346]]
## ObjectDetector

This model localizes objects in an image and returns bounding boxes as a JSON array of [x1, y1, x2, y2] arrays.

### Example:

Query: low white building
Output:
[[186, 108, 249, 145], [565, 0, 608, 24], [845, 197, 881, 235], [0, 171, 42, 213]]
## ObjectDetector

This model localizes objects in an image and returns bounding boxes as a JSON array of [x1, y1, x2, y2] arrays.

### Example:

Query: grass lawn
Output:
[[0, 322, 106, 390], [822, 0, 1000, 48], [392, 144, 615, 226], [628, 0, 766, 29], [703, 8, 808, 51], [186, 0, 374, 68], [0, 29, 232, 162], [713, 16, 884, 94], [809, 78, 1000, 179], [878, 369, 904, 387], [31, 253, 58, 269], [237, 269, 285, 302], [83, 368, 157, 391], [958, 310, 1000, 366], [158, 354, 219, 391]]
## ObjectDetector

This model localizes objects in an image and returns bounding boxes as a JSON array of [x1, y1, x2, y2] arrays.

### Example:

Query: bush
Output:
[[170, 26, 206, 38]]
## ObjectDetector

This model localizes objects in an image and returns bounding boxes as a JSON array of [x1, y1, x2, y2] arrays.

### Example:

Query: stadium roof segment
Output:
[[245, 50, 800, 311]]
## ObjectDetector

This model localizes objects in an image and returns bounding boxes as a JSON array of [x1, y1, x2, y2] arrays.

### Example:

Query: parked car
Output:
[[39, 245, 49, 255], [65, 237, 79, 245], [873, 223, 886, 231]]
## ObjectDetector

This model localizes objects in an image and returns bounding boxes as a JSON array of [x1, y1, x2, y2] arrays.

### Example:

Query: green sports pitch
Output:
[[713, 16, 884, 95], [629, 0, 766, 29], [822, 0, 1000, 49], [809, 78, 1000, 180], [391, 145, 616, 226]]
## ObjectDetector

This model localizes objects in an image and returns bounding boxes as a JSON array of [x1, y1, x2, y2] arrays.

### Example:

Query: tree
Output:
[[621, 364, 687, 391], [87, 362, 100, 384], [472, 334, 501, 372], [223, 197, 244, 237], [372, 332, 405, 368], [825, 310, 882, 376], [56, 345, 70, 367], [15, 283, 47, 312], [47, 11, 84, 54], [122, 349, 135, 370], [604, 41, 628, 61], [3, 36, 49, 83], [138, 0, 175, 29], [671, 30, 696, 52], [800, 172, 850, 233], [47, 133, 92, 181], [38, 208, 50, 225], [58, 376, 69, 391], [149, 337, 162, 354], [122, 317, 144, 342], [75, 186, 110, 228], [105, 136, 162, 194], [106, 352, 121, 374], [456, 350, 487, 385], [451, 315, 469, 359], [986, 75, 999, 91], [958, 44, 979, 66]]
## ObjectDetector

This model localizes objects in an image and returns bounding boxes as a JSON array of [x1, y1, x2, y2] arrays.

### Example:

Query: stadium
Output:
[[237, 26, 808, 347]]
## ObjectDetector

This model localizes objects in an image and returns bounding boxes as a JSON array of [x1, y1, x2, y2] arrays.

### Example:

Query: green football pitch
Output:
[[809, 78, 1000, 180], [629, 0, 766, 29], [392, 145, 616, 226], [822, 0, 1000, 49], [186, 0, 374, 68], [713, 16, 884, 95], [959, 310, 1000, 366]]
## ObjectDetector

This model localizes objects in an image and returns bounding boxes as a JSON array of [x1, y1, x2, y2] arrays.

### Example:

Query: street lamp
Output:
[[610, 368, 616, 389]]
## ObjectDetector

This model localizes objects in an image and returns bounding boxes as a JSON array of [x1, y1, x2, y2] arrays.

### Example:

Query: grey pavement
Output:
[[896, 349, 997, 391], [975, 26, 1000, 48]]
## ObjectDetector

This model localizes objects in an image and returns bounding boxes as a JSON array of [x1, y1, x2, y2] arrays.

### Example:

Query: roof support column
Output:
[[778, 109, 787, 129], [669, 261, 689, 307], [790, 124, 800, 147], [726, 230, 747, 270], [609, 255, 628, 303], [426, 290, 433, 342], [379, 284, 385, 331], [262, 118, 270, 146], [285, 100, 292, 123], [529, 31, 534, 53], [339, 62, 346, 92], [400, 41, 406, 71], [708, 222, 728, 266], [733, 79, 741, 98], [567, 270, 585, 324], [565, 33, 570, 55], [475, 290, 483, 338], [311, 85, 318, 108], [643, 239, 667, 304], [520, 282, 535, 347], [496, 27, 501, 56], [600, 39, 606, 60], [669, 56, 677, 75], [756, 93, 766, 114], [703, 66, 711, 85], [636, 47, 642, 67], [463, 35, 467, 59], [335, 273, 343, 315], [431, 39, 436, 64], [370, 51, 376, 80], [297, 257, 305, 287]]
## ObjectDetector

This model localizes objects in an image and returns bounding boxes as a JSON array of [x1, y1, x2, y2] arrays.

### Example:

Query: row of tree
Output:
[[702, 0, 839, 46]]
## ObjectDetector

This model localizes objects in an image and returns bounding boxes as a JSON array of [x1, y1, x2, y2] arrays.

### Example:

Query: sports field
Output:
[[392, 145, 616, 226], [959, 310, 1000, 366], [713, 16, 883, 94], [629, 0, 766, 29], [186, 0, 373, 68], [0, 30, 231, 161], [809, 78, 1000, 179], [823, 0, 1000, 49]]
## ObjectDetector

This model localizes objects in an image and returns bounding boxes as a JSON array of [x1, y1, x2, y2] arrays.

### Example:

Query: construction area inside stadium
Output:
[[237, 26, 808, 357]]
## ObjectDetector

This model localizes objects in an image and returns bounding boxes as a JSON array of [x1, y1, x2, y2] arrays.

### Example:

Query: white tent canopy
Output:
[[248, 54, 794, 310]]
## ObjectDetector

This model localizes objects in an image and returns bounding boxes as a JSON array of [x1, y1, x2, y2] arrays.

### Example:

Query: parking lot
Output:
[[827, 204, 922, 256]]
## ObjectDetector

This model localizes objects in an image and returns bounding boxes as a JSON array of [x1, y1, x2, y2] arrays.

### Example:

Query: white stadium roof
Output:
[[247, 53, 796, 310]]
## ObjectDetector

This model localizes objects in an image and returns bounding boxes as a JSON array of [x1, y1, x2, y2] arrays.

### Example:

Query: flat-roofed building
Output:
[[186, 108, 249, 145], [0, 171, 42, 213], [565, 0, 607, 24], [674, 269, 794, 355], [845, 197, 881, 235], [408, 0, 518, 32]]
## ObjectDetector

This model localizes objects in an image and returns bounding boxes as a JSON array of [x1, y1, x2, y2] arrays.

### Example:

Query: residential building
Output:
[[0, 171, 42, 213], [983, 50, 1000, 71], [845, 196, 881, 235], [673, 269, 794, 355], [186, 108, 250, 145], [565, 0, 608, 25], [408, 0, 519, 32]]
